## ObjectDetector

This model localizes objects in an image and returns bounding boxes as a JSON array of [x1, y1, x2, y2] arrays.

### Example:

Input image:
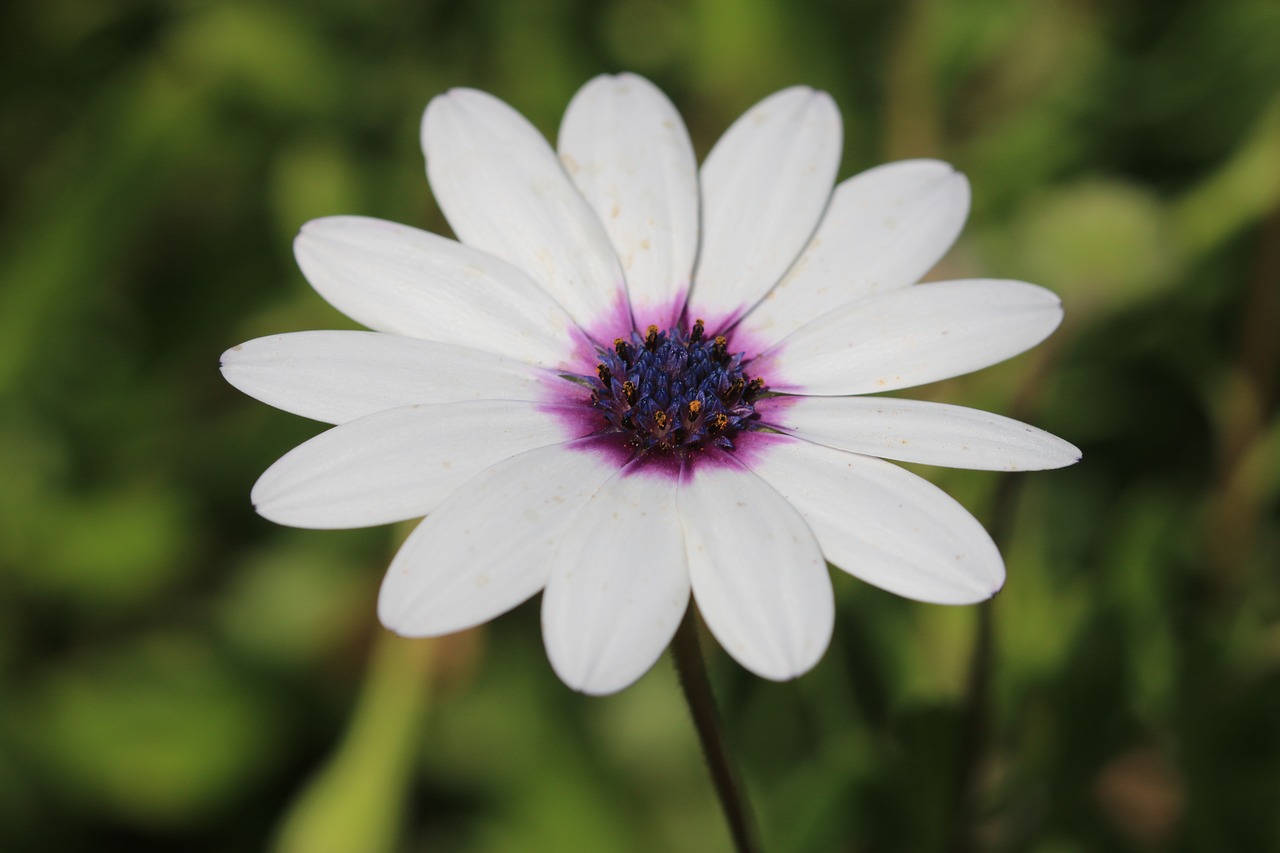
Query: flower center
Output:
[[586, 319, 767, 459]]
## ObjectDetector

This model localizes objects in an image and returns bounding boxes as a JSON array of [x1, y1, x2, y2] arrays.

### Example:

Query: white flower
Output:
[[221, 74, 1079, 695]]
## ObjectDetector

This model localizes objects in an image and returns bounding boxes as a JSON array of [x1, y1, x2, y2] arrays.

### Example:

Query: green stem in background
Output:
[[272, 633, 435, 853], [672, 607, 762, 853]]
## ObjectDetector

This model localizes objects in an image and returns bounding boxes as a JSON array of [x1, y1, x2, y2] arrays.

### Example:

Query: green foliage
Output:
[[1, 0, 1278, 849]]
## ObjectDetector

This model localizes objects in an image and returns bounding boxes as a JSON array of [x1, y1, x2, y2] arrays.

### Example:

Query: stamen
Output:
[[587, 321, 765, 461]]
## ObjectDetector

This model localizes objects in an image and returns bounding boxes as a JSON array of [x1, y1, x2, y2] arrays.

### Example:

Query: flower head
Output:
[[221, 74, 1079, 695]]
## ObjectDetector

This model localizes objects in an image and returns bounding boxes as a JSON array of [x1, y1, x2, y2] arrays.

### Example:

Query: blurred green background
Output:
[[2, 0, 1278, 850]]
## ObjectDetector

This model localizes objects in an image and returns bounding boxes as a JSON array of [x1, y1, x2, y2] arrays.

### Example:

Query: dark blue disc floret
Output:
[[585, 320, 767, 458]]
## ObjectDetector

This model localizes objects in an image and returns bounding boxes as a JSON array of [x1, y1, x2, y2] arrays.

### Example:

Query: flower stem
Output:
[[946, 600, 994, 853], [948, 432, 1030, 851], [671, 606, 762, 853]]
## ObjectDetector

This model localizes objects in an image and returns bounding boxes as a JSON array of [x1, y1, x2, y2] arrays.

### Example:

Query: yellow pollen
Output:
[[688, 400, 702, 416]]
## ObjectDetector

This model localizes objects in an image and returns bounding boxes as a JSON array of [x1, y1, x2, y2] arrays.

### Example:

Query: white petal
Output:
[[294, 217, 577, 368], [558, 73, 698, 330], [749, 438, 1004, 604], [378, 440, 618, 637], [761, 279, 1063, 395], [423, 88, 629, 332], [221, 331, 559, 425], [542, 467, 690, 695], [765, 396, 1081, 471], [679, 458, 833, 681], [251, 400, 577, 529], [690, 87, 842, 327], [738, 160, 971, 346]]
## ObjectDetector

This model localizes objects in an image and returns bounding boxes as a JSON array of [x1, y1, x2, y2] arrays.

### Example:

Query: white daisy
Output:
[[221, 73, 1079, 695]]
